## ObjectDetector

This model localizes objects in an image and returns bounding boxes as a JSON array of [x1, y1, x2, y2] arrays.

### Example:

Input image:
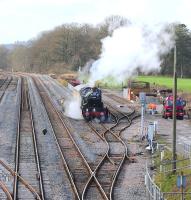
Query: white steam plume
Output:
[[88, 24, 174, 85], [63, 84, 88, 120], [87, 0, 191, 85], [64, 93, 83, 119]]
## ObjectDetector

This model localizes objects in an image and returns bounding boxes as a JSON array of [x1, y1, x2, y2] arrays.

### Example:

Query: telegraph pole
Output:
[[172, 45, 177, 173]]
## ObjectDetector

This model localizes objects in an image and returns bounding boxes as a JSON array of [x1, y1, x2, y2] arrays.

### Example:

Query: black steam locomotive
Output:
[[80, 87, 108, 122]]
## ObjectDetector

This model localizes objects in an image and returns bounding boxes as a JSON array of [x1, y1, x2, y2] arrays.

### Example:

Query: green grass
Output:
[[79, 74, 191, 92], [136, 76, 191, 92]]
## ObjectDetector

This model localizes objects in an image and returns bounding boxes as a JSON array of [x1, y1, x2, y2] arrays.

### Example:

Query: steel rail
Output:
[[35, 77, 108, 200], [13, 77, 22, 200], [28, 78, 45, 200], [0, 159, 41, 199], [104, 93, 131, 106], [101, 123, 127, 200], [105, 101, 140, 137], [0, 76, 8, 89], [29, 76, 81, 200], [87, 122, 114, 164], [0, 76, 13, 102], [42, 77, 139, 200], [34, 77, 90, 198], [103, 102, 140, 199], [45, 77, 110, 199], [0, 180, 13, 200], [85, 115, 127, 200], [82, 122, 111, 200], [40, 76, 139, 200], [101, 120, 131, 199], [13, 77, 42, 200], [87, 99, 138, 199]]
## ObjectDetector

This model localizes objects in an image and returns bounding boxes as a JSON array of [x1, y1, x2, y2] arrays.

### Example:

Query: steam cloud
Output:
[[63, 84, 87, 119], [65, 0, 191, 119], [89, 24, 174, 85], [87, 0, 191, 85], [64, 94, 83, 119]]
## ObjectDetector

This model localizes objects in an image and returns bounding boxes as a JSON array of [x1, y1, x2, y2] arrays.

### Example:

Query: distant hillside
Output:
[[3, 41, 29, 50], [3, 44, 14, 50]]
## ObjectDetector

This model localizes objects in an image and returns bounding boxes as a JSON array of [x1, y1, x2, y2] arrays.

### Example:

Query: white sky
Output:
[[0, 0, 190, 44]]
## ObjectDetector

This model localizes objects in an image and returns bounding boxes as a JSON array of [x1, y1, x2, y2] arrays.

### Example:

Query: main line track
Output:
[[33, 77, 108, 200], [13, 77, 44, 200]]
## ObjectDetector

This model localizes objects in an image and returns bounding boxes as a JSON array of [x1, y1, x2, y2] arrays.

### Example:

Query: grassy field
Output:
[[79, 74, 191, 92], [136, 76, 191, 92]]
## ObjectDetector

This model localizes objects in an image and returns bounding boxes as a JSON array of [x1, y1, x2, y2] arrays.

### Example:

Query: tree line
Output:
[[161, 24, 191, 78], [0, 16, 191, 77]]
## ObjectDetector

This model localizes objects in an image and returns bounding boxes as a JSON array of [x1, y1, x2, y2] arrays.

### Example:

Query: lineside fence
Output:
[[145, 165, 191, 200], [145, 141, 191, 200], [145, 165, 164, 200], [183, 142, 191, 158]]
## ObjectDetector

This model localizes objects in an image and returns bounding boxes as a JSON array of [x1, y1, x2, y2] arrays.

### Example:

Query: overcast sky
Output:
[[0, 0, 190, 44]]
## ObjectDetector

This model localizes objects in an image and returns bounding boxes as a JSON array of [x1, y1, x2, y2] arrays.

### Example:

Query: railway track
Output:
[[0, 76, 13, 102], [34, 76, 140, 199], [87, 118, 129, 200], [0, 74, 144, 199], [33, 77, 108, 200], [104, 93, 140, 112], [85, 122, 123, 200], [39, 76, 140, 199], [0, 76, 8, 88], [38, 76, 111, 200], [103, 93, 127, 105], [85, 99, 140, 199], [104, 100, 140, 136], [13, 77, 44, 200]]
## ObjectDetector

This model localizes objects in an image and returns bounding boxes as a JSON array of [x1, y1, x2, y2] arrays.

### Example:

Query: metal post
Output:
[[140, 92, 146, 139], [172, 45, 177, 173], [181, 171, 184, 200], [141, 104, 144, 137]]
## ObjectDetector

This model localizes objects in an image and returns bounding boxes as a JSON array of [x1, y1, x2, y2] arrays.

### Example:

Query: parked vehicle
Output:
[[60, 73, 81, 86], [162, 95, 186, 120]]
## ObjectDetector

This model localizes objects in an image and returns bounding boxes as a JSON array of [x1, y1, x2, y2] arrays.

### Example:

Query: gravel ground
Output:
[[28, 77, 75, 200]]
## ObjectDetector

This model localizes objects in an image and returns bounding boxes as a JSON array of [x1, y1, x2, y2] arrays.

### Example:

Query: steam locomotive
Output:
[[80, 87, 108, 122]]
